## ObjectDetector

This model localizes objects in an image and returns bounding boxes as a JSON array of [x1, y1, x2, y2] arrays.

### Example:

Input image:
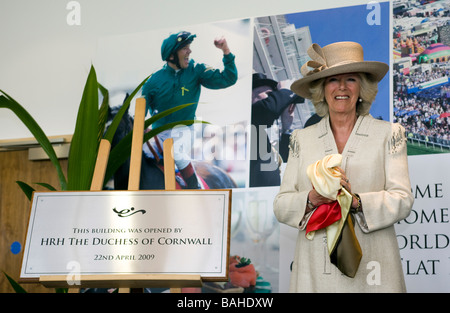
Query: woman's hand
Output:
[[308, 167, 359, 210], [337, 166, 351, 193], [337, 167, 361, 210], [307, 189, 334, 208]]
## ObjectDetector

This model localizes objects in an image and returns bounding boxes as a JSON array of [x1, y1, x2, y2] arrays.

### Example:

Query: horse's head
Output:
[[106, 93, 134, 148]]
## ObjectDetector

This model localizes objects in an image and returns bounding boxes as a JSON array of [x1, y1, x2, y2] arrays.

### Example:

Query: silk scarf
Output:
[[306, 154, 362, 277]]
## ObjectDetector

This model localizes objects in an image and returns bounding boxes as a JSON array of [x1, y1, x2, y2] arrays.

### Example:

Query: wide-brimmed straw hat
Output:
[[291, 41, 389, 99]]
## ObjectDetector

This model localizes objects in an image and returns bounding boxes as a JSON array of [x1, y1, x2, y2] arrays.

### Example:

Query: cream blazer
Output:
[[274, 114, 414, 292]]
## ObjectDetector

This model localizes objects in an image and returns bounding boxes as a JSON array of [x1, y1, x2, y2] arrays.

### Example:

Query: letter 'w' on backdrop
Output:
[[18, 98, 232, 291]]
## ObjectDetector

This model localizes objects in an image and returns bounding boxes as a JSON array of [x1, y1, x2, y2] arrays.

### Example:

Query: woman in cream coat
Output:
[[273, 42, 414, 292]]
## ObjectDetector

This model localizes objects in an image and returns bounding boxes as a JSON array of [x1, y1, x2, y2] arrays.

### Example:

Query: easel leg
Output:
[[64, 138, 111, 293], [163, 139, 201, 293], [124, 98, 147, 293], [170, 287, 182, 293], [128, 98, 146, 190], [163, 138, 176, 190], [164, 138, 181, 294], [90, 139, 111, 190]]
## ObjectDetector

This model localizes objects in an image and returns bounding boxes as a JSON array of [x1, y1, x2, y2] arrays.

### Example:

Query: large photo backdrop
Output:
[[100, 0, 447, 293], [1, 0, 449, 294], [34, 0, 450, 293]]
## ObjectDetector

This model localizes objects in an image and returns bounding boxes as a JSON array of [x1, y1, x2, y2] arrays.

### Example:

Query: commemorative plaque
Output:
[[20, 190, 231, 283]]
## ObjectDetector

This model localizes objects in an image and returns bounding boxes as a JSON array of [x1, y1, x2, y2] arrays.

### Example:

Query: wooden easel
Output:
[[39, 98, 202, 293]]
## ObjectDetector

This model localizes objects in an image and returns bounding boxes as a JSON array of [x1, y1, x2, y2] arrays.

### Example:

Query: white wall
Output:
[[0, 0, 367, 140]]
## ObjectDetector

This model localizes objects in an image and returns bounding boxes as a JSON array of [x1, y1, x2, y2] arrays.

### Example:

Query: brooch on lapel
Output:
[[388, 124, 406, 155]]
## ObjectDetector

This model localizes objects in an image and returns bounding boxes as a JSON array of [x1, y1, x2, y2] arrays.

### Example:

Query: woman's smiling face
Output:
[[324, 73, 361, 115]]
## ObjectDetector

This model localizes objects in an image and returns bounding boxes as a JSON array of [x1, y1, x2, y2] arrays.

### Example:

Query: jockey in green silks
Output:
[[141, 31, 238, 188]]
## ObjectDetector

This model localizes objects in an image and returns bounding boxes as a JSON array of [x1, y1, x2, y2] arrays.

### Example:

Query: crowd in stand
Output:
[[397, 66, 450, 89], [393, 1, 450, 148], [394, 65, 450, 147]]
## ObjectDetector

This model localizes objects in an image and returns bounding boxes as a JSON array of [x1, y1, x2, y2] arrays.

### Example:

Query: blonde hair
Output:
[[309, 73, 379, 117]]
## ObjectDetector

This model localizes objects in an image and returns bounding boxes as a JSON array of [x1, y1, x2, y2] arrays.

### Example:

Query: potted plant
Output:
[[0, 65, 199, 292]]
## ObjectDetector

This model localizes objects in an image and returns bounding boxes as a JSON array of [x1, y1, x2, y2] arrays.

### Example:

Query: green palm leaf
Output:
[[15, 181, 35, 201], [3, 272, 27, 293], [98, 83, 110, 144], [35, 182, 57, 191], [0, 93, 67, 190], [66, 65, 99, 190]]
